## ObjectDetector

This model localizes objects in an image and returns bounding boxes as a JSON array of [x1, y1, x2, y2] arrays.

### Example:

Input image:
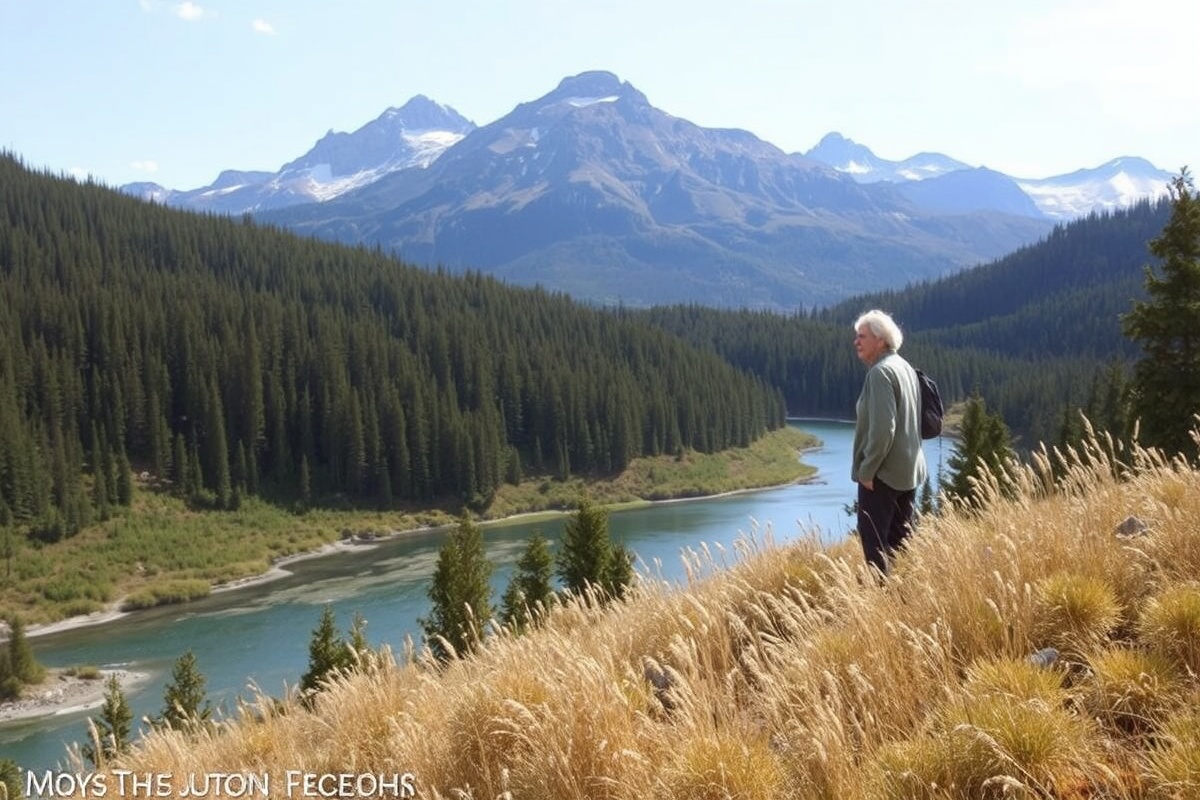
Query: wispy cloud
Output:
[[130, 160, 160, 175], [176, 2, 206, 21], [251, 19, 277, 36]]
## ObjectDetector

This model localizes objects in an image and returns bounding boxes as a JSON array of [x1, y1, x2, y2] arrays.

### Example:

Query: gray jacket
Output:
[[852, 352, 928, 491]]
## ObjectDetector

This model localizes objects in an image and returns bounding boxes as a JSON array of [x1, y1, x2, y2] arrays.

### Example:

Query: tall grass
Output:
[[70, 433, 1200, 798]]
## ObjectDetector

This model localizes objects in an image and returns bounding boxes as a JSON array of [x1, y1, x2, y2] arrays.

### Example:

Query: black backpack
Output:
[[915, 368, 944, 440]]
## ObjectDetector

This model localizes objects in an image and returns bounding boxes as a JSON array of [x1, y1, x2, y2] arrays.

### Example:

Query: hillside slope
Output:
[[96, 439, 1200, 798]]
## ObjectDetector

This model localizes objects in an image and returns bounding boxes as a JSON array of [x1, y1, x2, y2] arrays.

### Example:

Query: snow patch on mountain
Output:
[[566, 95, 620, 108], [1016, 157, 1171, 219], [274, 130, 468, 203]]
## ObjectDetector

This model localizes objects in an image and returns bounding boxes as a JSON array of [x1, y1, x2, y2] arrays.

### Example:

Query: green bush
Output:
[[0, 675, 22, 701], [66, 664, 102, 680]]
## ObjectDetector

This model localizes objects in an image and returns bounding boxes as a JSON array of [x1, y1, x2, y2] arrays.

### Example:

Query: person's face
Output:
[[855, 324, 888, 365]]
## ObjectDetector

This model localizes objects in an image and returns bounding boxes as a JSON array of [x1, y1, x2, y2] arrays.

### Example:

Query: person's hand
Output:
[[859, 478, 874, 491]]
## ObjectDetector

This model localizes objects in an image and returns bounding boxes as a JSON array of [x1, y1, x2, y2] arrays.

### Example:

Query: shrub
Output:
[[1079, 647, 1181, 736], [120, 579, 210, 610], [1137, 582, 1200, 674], [1031, 572, 1122, 659], [870, 694, 1097, 799], [66, 664, 102, 680], [1145, 708, 1200, 797], [657, 730, 786, 800], [0, 675, 22, 701], [963, 655, 1069, 706]]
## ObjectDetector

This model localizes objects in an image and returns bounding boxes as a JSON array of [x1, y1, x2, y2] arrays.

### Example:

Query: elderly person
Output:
[[852, 309, 927, 576]]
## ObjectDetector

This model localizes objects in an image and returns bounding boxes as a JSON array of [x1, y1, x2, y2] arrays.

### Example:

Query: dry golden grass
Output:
[[72, 434, 1200, 799]]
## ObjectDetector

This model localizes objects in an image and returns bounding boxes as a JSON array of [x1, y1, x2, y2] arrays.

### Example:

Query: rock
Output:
[[1114, 516, 1149, 538], [1027, 647, 1060, 668]]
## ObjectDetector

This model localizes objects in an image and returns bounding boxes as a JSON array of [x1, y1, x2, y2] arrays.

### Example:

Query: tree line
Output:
[[0, 154, 785, 543]]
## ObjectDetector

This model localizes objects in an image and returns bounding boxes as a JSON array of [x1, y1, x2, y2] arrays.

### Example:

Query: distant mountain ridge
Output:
[[804, 132, 972, 183], [124, 96, 474, 213], [117, 71, 1171, 308], [254, 71, 1054, 308], [803, 133, 1172, 220]]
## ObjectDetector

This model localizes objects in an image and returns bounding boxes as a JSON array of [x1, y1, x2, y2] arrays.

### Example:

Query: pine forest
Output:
[[0, 154, 785, 542]]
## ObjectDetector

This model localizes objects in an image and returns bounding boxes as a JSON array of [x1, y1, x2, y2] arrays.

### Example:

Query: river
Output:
[[1, 420, 949, 772]]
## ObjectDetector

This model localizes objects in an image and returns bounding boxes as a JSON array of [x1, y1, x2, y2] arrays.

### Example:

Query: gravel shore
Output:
[[0, 669, 150, 725]]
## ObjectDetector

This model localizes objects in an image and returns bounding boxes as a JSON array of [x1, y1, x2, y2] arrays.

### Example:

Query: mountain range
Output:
[[122, 71, 1172, 309], [804, 132, 1171, 220]]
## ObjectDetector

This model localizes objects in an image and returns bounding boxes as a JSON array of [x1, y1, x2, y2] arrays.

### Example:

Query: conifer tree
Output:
[[208, 378, 233, 509], [82, 674, 133, 767], [944, 392, 1015, 509], [917, 474, 937, 517], [91, 424, 110, 521], [1122, 169, 1200, 458], [556, 499, 613, 596], [4, 616, 44, 685], [501, 532, 555, 631], [347, 612, 370, 661], [0, 510, 14, 580], [299, 455, 313, 510], [0, 640, 13, 701], [171, 432, 188, 496], [603, 541, 635, 600], [421, 514, 494, 660], [115, 446, 133, 507], [299, 605, 351, 696], [159, 650, 210, 730]]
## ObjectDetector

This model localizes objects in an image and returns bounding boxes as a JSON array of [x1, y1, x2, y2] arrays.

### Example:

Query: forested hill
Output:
[[820, 198, 1170, 360], [0, 154, 784, 539], [638, 200, 1170, 447]]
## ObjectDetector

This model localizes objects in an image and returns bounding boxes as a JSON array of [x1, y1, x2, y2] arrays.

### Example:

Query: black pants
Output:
[[857, 479, 916, 576]]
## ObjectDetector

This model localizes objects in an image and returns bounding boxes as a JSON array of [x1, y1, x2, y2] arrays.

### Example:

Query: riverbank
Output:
[[0, 668, 151, 725], [7, 426, 818, 637]]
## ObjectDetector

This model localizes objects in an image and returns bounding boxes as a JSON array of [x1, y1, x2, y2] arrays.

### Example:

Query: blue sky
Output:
[[1, 0, 1195, 191]]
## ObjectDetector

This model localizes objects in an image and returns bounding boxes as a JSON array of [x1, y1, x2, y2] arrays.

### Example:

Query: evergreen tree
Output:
[[82, 674, 133, 767], [299, 605, 352, 696], [347, 612, 370, 662], [208, 378, 233, 509], [159, 650, 210, 730], [500, 532, 555, 631], [4, 616, 44, 685], [420, 514, 494, 660], [171, 432, 188, 496], [944, 392, 1016, 509], [91, 425, 110, 522], [603, 541, 635, 600], [0, 513, 14, 580], [1122, 170, 1200, 458], [0, 638, 13, 701], [297, 454, 312, 511], [917, 474, 937, 517], [556, 499, 613, 596]]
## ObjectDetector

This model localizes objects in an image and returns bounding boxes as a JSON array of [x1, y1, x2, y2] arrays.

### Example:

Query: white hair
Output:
[[854, 309, 903, 351]]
